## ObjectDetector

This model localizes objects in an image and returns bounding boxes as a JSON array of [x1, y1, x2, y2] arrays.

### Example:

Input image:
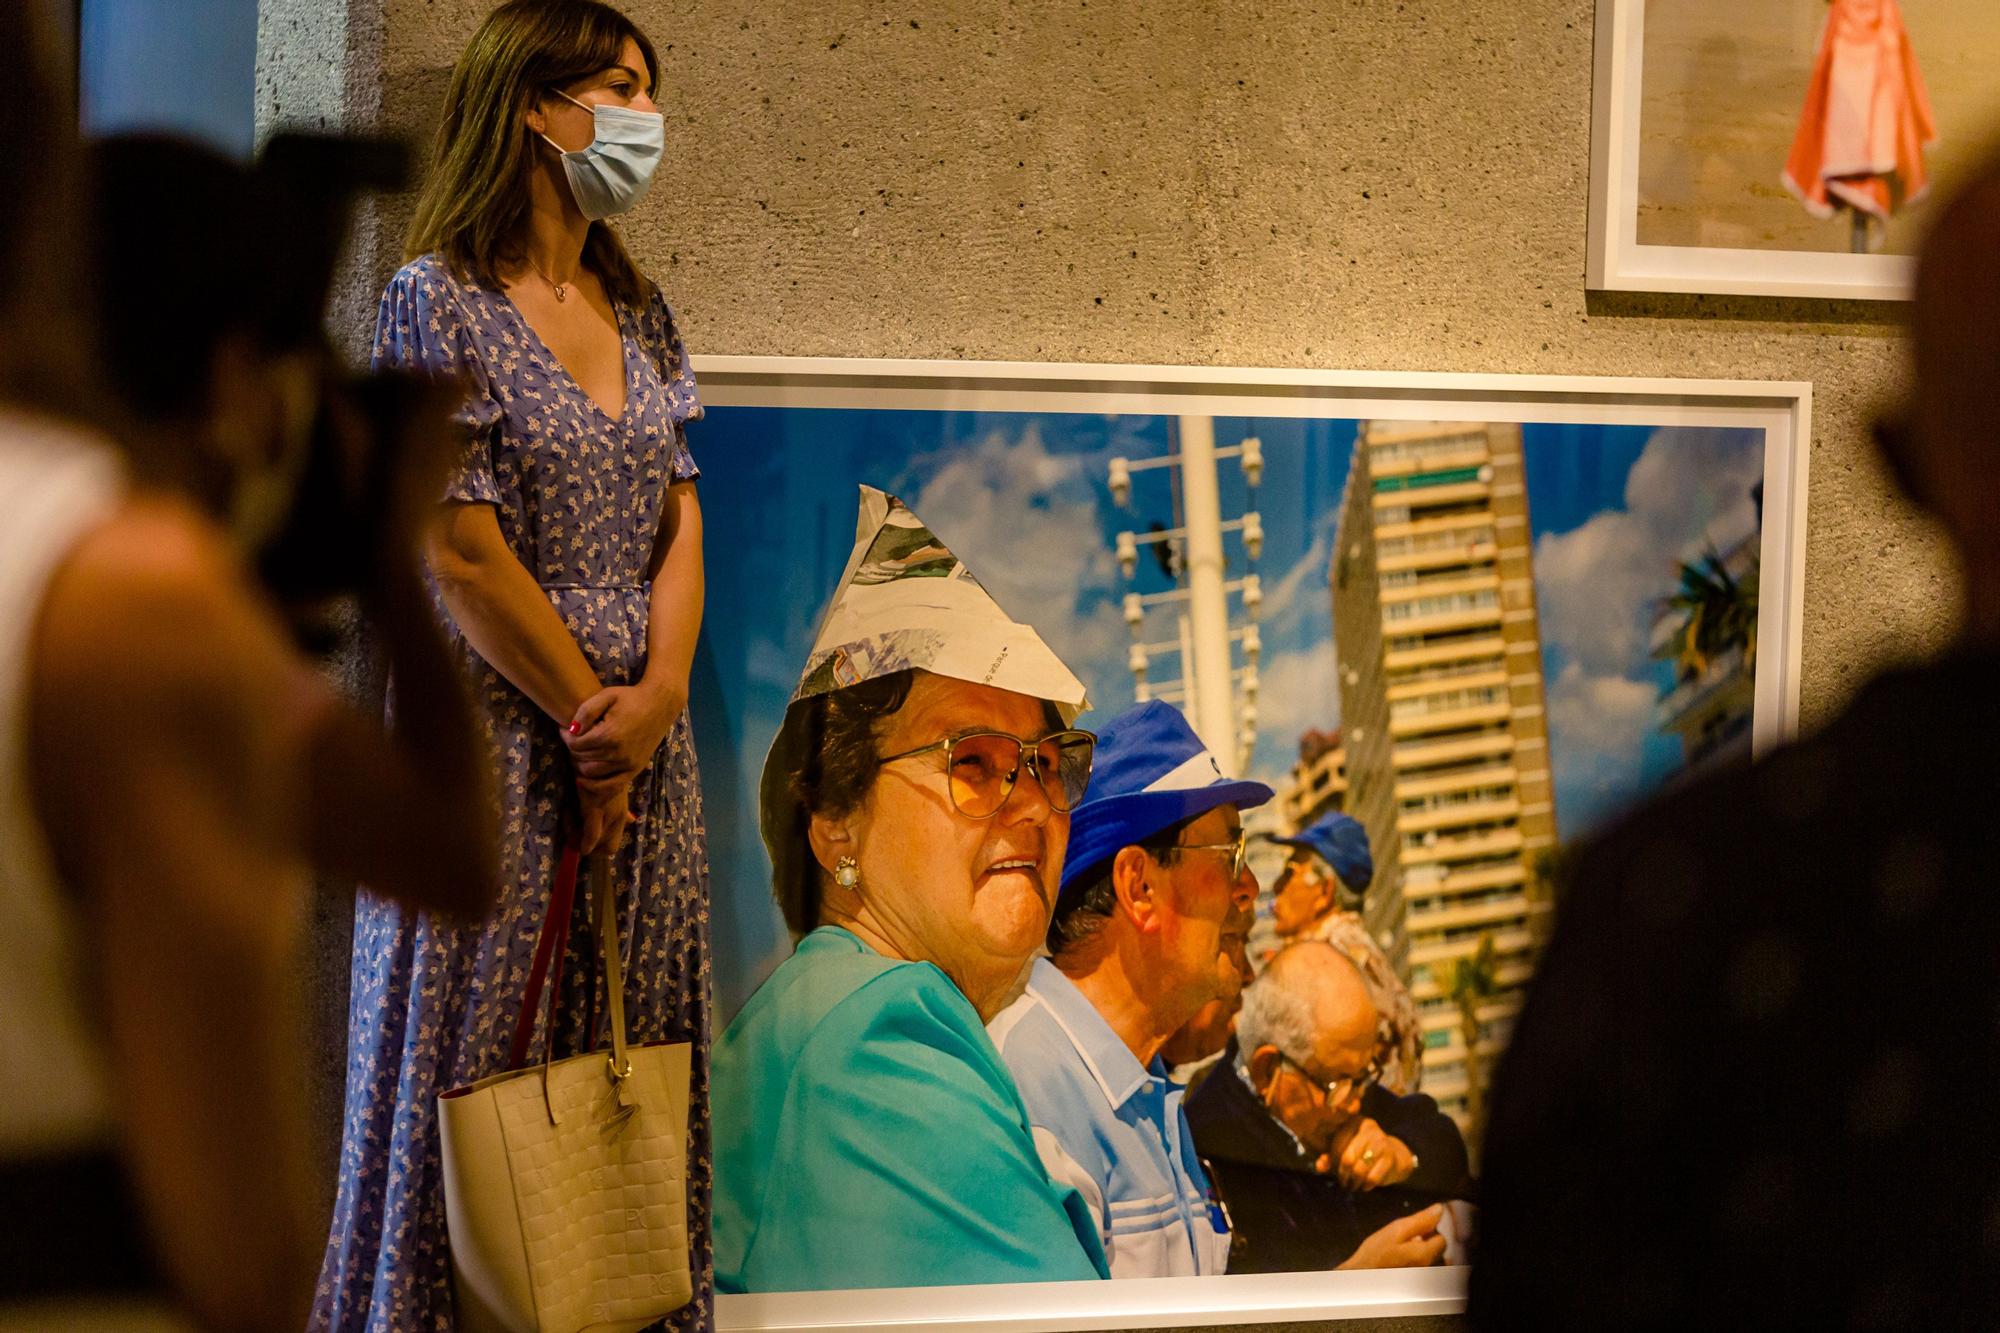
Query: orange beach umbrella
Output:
[[1782, 0, 1937, 223]]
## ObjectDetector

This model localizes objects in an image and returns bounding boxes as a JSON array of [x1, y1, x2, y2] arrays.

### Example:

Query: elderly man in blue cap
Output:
[[988, 701, 1267, 1278], [1268, 811, 1422, 1095]]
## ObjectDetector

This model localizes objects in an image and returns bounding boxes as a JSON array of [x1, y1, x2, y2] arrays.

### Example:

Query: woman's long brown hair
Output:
[[407, 0, 659, 305]]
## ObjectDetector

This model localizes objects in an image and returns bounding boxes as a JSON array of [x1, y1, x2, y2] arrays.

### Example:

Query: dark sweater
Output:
[[1184, 1036, 1472, 1272], [1472, 654, 2000, 1329]]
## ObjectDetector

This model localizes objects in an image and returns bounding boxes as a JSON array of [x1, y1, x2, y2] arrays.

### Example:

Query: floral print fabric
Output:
[[311, 255, 712, 1332]]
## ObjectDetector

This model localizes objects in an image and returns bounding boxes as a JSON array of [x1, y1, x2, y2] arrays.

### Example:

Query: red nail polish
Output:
[[567, 721, 582, 735]]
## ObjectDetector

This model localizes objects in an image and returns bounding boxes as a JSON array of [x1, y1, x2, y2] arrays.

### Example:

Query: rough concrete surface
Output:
[[257, 1, 1962, 1328]]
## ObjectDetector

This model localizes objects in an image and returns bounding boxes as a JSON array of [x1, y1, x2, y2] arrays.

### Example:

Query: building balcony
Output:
[[1377, 538, 1500, 576], [1373, 509, 1500, 544], [1411, 959, 1535, 1005], [1418, 993, 1521, 1036], [1373, 481, 1493, 515], [1383, 634, 1509, 673], [1379, 571, 1500, 608], [1386, 662, 1508, 701], [1389, 702, 1513, 740], [1406, 893, 1531, 936], [1408, 926, 1534, 969], [1395, 761, 1518, 800], [1415, 860, 1530, 898], [1401, 826, 1525, 867], [1372, 447, 1489, 477], [1392, 729, 1516, 770], [1398, 797, 1521, 835], [1378, 604, 1504, 638]]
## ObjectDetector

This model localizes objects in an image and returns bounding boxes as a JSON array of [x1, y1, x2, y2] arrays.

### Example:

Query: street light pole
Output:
[[1177, 415, 1236, 771]]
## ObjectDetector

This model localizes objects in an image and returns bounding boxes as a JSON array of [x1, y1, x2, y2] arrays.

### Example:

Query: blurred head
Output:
[[90, 137, 318, 534], [1269, 811, 1373, 935], [1047, 701, 1270, 1033], [409, 0, 659, 301], [793, 669, 1079, 1013], [88, 134, 419, 599], [1888, 145, 2000, 626], [1270, 850, 1339, 936], [1240, 941, 1387, 1156], [0, 0, 90, 413]]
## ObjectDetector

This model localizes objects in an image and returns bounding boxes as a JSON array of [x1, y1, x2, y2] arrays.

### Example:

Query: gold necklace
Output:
[[527, 255, 573, 302]]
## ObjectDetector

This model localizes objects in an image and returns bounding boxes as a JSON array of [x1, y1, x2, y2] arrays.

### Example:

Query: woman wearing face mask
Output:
[[313, 3, 712, 1328]]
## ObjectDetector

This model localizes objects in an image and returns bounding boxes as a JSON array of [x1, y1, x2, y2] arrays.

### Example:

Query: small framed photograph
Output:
[[1587, 0, 2000, 300], [687, 357, 1811, 1329]]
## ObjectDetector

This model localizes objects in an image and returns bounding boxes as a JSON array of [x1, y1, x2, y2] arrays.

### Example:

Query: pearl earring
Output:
[[835, 856, 860, 889]]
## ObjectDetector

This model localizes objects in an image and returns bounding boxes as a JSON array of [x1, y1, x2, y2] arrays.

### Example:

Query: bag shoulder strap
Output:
[[507, 829, 583, 1071], [592, 853, 634, 1088]]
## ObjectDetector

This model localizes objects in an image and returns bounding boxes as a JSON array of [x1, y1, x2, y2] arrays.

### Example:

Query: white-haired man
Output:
[[1186, 941, 1472, 1272]]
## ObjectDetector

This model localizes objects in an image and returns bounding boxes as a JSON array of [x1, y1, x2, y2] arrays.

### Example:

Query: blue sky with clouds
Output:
[[688, 407, 1762, 1017]]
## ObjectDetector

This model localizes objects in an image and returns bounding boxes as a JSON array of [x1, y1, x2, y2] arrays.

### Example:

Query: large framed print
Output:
[[1587, 0, 2000, 301], [684, 358, 1811, 1330]]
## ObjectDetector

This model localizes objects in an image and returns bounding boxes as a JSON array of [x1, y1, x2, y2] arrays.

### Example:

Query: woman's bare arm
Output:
[[643, 479, 704, 710], [426, 500, 629, 851], [426, 501, 603, 723], [563, 480, 702, 781]]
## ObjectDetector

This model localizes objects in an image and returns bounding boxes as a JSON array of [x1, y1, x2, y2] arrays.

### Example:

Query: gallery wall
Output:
[[259, 0, 1954, 725], [256, 1, 1958, 1327]]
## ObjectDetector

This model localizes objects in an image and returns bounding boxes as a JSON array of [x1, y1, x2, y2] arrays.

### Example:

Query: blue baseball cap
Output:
[[1057, 701, 1274, 903], [1270, 810, 1374, 894]]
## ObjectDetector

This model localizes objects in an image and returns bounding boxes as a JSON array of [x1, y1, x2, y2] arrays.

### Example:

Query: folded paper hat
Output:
[[759, 485, 1090, 934]]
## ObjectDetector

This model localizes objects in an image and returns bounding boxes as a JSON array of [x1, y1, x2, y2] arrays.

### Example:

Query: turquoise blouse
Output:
[[713, 927, 1110, 1292]]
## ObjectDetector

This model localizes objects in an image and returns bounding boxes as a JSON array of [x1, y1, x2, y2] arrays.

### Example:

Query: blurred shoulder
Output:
[[37, 494, 306, 723]]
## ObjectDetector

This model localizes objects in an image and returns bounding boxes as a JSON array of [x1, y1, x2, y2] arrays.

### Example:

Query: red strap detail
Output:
[[507, 829, 582, 1071]]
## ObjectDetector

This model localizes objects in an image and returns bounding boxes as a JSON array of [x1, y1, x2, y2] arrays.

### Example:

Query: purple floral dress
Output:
[[312, 255, 712, 1332]]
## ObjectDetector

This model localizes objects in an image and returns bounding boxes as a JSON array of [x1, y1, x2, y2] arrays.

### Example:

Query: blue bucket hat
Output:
[[1270, 810, 1374, 895], [1057, 701, 1274, 904]]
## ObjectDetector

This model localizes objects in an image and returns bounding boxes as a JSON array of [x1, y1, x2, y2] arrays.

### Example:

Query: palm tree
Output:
[[1446, 932, 1499, 1156], [1658, 547, 1759, 680], [1525, 843, 1572, 951]]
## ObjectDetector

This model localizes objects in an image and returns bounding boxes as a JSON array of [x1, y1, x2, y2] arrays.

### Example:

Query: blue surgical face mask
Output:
[[541, 87, 665, 221]]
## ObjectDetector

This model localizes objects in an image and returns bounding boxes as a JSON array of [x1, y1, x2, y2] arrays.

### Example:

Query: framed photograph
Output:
[[1587, 0, 2000, 300], [685, 358, 1811, 1330]]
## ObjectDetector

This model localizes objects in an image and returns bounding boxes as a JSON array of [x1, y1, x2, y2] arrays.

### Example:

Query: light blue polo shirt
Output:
[[989, 958, 1230, 1277]]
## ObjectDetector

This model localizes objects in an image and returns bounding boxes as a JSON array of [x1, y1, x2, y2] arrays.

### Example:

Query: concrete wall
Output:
[[257, 1, 1960, 1326]]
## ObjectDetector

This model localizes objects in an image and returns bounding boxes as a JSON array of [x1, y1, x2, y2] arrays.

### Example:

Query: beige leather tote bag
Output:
[[439, 841, 693, 1333]]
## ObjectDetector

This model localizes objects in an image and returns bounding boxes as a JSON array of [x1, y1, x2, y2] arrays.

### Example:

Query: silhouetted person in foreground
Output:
[[1472, 150, 2000, 1330]]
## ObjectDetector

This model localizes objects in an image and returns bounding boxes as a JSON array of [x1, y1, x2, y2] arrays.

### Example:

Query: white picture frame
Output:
[[690, 356, 1813, 1330], [1586, 0, 1915, 301]]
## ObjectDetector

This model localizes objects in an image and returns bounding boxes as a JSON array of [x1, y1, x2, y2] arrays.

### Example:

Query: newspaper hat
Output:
[[759, 486, 1090, 934]]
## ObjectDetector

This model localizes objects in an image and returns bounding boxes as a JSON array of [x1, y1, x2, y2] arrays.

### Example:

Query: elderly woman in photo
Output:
[[712, 488, 1111, 1292]]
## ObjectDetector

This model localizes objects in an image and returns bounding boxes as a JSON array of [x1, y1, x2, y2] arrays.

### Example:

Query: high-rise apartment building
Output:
[[1329, 420, 1557, 1132]]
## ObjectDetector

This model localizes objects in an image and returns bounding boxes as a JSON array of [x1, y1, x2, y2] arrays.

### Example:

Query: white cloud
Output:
[[1245, 644, 1341, 787], [905, 422, 1130, 707], [1258, 520, 1333, 636], [1534, 426, 1761, 678], [1545, 659, 1658, 832]]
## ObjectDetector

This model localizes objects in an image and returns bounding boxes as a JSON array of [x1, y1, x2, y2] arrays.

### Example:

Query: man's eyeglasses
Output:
[[877, 729, 1097, 819], [1171, 826, 1249, 880], [1283, 1046, 1388, 1108]]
